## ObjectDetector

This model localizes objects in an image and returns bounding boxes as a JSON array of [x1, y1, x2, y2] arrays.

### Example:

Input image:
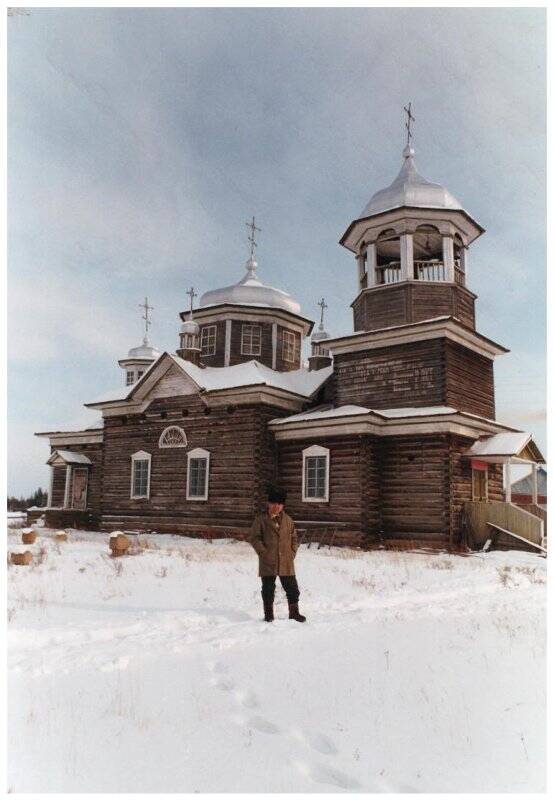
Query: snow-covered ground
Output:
[[7, 524, 546, 793]]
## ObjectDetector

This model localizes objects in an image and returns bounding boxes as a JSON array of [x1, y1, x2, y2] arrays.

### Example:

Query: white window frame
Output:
[[302, 444, 330, 503], [241, 323, 262, 356], [126, 370, 135, 385], [186, 447, 210, 501], [130, 450, 152, 499], [158, 426, 188, 449], [282, 330, 299, 363], [200, 325, 217, 356]]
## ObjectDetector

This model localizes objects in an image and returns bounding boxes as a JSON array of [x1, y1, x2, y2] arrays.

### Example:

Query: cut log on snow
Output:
[[22, 531, 37, 544], [11, 551, 33, 566], [55, 531, 68, 542], [109, 532, 130, 556]]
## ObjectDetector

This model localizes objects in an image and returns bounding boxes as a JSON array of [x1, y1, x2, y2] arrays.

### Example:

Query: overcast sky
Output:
[[8, 7, 546, 496]]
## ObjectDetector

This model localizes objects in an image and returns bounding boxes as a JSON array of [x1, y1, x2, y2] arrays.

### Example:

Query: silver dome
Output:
[[200, 257, 301, 315], [360, 145, 463, 218], [127, 341, 161, 360], [180, 319, 200, 335]]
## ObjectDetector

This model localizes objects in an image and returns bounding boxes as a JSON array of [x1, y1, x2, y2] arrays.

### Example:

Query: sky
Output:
[[7, 7, 546, 496]]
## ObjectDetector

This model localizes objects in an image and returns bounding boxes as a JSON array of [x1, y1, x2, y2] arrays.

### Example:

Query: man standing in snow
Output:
[[248, 486, 306, 624]]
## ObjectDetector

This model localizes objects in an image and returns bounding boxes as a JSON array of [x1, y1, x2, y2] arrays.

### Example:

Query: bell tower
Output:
[[321, 107, 508, 421], [340, 106, 484, 333]]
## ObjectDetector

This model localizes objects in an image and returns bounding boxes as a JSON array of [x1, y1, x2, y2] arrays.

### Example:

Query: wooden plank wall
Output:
[[352, 283, 476, 332], [332, 340, 445, 409], [445, 341, 495, 419], [51, 466, 66, 507], [197, 321, 227, 367]]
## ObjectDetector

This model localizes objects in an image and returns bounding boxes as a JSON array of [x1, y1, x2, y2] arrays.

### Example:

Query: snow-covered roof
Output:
[[35, 416, 104, 436], [465, 432, 544, 462], [373, 406, 457, 419], [171, 356, 332, 397], [47, 450, 92, 465], [271, 405, 372, 424], [87, 354, 333, 406], [271, 404, 459, 425]]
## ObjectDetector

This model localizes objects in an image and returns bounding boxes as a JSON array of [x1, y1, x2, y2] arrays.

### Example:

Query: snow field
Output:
[[7, 526, 546, 792]]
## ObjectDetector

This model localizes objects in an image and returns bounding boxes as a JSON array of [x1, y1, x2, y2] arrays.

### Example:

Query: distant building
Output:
[[35, 128, 545, 550], [509, 467, 547, 508]]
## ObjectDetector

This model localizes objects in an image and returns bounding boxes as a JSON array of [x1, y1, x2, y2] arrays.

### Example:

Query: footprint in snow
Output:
[[292, 759, 361, 790], [100, 655, 130, 673], [248, 715, 281, 734], [234, 688, 259, 709], [292, 727, 338, 755], [212, 676, 235, 692]]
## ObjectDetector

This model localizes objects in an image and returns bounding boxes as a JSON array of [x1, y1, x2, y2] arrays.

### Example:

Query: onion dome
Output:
[[199, 257, 301, 315], [126, 339, 161, 360], [360, 145, 463, 218], [180, 319, 200, 336]]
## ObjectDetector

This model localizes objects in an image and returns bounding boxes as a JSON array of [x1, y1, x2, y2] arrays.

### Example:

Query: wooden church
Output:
[[35, 125, 546, 551]]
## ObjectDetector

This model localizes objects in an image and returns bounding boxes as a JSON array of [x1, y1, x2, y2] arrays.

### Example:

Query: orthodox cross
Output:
[[186, 286, 197, 317], [403, 102, 415, 146], [317, 297, 328, 329], [245, 216, 261, 259], [139, 297, 153, 342]]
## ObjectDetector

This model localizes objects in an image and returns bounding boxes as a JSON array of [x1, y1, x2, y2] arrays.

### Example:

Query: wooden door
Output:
[[71, 468, 89, 510]]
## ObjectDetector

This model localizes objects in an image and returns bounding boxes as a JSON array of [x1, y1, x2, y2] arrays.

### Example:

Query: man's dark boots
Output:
[[263, 599, 274, 622], [288, 601, 306, 623]]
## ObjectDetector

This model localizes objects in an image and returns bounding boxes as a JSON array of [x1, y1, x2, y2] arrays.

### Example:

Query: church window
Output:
[[282, 330, 300, 363], [302, 445, 330, 502], [130, 451, 151, 499], [187, 447, 210, 501], [200, 325, 217, 356], [137, 370, 144, 379], [126, 371, 135, 385], [159, 426, 188, 448], [241, 324, 261, 356]]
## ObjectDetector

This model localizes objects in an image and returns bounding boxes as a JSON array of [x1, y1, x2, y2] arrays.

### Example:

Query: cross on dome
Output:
[[403, 102, 415, 147], [186, 286, 197, 317], [317, 297, 328, 330], [245, 215, 261, 260], [139, 296, 154, 345]]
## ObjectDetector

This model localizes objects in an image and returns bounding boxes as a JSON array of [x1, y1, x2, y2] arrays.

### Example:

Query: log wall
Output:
[[352, 282, 476, 332], [444, 341, 495, 419], [333, 340, 445, 409], [99, 394, 288, 532], [197, 321, 227, 367]]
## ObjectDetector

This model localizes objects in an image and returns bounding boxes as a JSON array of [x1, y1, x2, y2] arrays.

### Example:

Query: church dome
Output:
[[180, 319, 200, 336], [199, 257, 301, 315], [127, 341, 161, 360], [360, 145, 463, 218]]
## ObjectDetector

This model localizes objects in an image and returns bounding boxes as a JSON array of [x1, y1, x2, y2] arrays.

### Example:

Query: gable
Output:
[[134, 363, 200, 402]]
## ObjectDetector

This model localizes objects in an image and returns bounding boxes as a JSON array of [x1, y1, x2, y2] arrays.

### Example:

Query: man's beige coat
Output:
[[248, 510, 298, 576]]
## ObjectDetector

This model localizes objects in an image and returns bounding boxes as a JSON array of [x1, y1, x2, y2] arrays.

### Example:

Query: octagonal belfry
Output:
[[340, 144, 484, 332]]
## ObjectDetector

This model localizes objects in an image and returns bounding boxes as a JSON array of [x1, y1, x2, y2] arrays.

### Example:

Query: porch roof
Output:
[[464, 432, 545, 464], [47, 450, 92, 466]]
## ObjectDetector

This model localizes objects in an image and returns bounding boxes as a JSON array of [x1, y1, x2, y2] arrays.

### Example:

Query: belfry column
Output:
[[443, 236, 455, 282], [356, 253, 366, 290], [366, 244, 377, 288], [400, 233, 414, 281]]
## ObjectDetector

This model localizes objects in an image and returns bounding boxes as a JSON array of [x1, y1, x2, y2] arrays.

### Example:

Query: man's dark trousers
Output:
[[261, 575, 300, 603]]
